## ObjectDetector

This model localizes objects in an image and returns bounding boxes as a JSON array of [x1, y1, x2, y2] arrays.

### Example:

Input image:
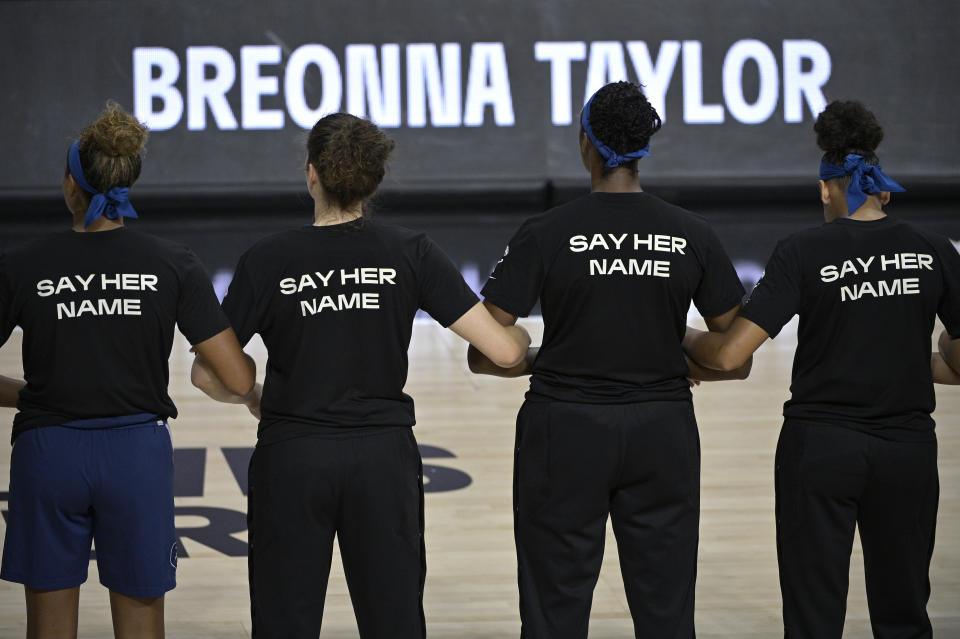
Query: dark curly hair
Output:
[[814, 100, 884, 168], [582, 81, 662, 175], [306, 113, 396, 210]]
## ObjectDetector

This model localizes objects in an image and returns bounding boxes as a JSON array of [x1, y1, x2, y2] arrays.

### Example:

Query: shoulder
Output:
[[899, 219, 958, 254], [124, 229, 195, 255], [633, 192, 720, 238], [775, 222, 838, 250], [535, 194, 593, 227], [506, 201, 577, 243], [235, 228, 314, 264], [2, 231, 76, 261], [113, 231, 213, 276], [346, 219, 435, 260], [363, 218, 425, 243]]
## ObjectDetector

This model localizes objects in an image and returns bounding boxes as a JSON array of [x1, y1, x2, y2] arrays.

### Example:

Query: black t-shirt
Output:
[[221, 219, 479, 443], [481, 191, 744, 403], [0, 228, 230, 440], [740, 216, 960, 441]]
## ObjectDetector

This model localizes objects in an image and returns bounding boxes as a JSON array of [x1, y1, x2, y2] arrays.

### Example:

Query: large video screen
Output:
[[2, 1, 957, 198]]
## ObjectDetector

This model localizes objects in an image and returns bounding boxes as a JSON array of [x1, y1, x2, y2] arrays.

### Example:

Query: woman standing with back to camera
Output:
[[684, 100, 960, 638], [469, 81, 750, 639], [191, 112, 530, 638], [0, 103, 254, 638]]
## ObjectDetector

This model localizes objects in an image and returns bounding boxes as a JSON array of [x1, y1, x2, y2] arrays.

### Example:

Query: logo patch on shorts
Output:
[[169, 541, 179, 569]]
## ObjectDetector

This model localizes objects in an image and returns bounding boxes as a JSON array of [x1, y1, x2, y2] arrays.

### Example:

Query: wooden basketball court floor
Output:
[[0, 318, 957, 638]]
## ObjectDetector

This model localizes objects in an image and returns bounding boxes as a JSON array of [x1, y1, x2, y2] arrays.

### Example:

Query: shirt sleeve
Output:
[[936, 236, 960, 338], [0, 252, 14, 347], [692, 225, 746, 318], [739, 239, 803, 339], [220, 251, 261, 347], [417, 235, 479, 327], [176, 249, 232, 346], [480, 219, 544, 318]]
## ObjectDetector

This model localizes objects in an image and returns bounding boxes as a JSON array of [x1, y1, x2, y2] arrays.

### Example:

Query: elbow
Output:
[[228, 358, 257, 396], [222, 355, 257, 397], [735, 355, 753, 380], [715, 346, 748, 373], [491, 344, 526, 369], [225, 374, 255, 398], [190, 360, 210, 391], [466, 345, 484, 374], [943, 351, 960, 377]]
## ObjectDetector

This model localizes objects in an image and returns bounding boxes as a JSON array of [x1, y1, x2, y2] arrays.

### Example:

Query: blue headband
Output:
[[818, 153, 905, 215], [581, 91, 651, 169], [68, 140, 138, 229]]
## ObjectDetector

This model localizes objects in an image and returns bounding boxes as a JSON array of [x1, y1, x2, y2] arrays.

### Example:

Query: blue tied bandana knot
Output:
[[68, 140, 139, 228], [581, 91, 651, 169], [818, 153, 905, 215]]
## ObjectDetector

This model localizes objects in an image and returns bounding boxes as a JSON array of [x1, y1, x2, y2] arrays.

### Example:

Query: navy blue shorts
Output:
[[0, 418, 177, 597]]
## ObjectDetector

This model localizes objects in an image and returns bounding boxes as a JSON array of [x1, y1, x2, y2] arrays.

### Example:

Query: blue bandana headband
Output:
[[581, 91, 651, 169], [818, 153, 905, 215], [68, 140, 138, 229]]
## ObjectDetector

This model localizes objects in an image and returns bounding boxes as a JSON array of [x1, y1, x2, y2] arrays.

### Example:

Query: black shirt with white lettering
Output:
[[0, 228, 230, 441], [740, 216, 960, 440], [221, 219, 479, 443], [481, 191, 744, 403]]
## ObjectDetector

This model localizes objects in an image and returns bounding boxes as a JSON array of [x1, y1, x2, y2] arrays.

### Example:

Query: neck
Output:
[[72, 213, 124, 233], [848, 195, 887, 221], [848, 207, 886, 221], [590, 169, 643, 194], [313, 202, 362, 226]]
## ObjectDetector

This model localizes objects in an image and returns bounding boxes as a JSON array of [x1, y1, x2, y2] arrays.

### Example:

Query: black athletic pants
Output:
[[775, 420, 939, 639], [248, 426, 425, 639], [514, 399, 700, 639]]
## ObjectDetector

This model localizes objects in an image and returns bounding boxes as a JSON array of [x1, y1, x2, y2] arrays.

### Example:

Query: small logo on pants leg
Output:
[[169, 541, 179, 569]]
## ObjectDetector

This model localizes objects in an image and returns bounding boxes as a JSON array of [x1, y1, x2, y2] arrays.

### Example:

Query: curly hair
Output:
[[306, 113, 396, 210], [814, 100, 884, 167], [583, 81, 662, 175], [71, 101, 148, 192]]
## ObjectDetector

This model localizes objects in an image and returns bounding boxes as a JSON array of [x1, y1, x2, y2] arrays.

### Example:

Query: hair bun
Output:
[[74, 101, 148, 192], [814, 100, 883, 156], [81, 101, 148, 158]]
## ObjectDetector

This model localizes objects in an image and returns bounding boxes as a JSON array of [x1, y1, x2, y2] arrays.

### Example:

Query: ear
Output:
[[880, 191, 891, 205], [306, 163, 319, 191], [818, 179, 830, 204], [579, 131, 593, 172]]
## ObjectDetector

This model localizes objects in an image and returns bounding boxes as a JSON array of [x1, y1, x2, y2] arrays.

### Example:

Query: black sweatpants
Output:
[[775, 421, 939, 639], [248, 426, 425, 639], [514, 399, 700, 639]]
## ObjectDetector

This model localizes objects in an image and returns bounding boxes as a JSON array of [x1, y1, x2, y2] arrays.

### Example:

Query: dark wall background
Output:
[[2, 0, 958, 198], [1, 1, 957, 292]]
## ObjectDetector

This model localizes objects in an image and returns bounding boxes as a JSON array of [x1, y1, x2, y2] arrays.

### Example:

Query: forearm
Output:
[[938, 330, 960, 375], [685, 354, 751, 381], [682, 327, 740, 372], [932, 352, 960, 384], [191, 354, 256, 404], [0, 374, 25, 408], [504, 325, 532, 365], [468, 346, 538, 378]]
